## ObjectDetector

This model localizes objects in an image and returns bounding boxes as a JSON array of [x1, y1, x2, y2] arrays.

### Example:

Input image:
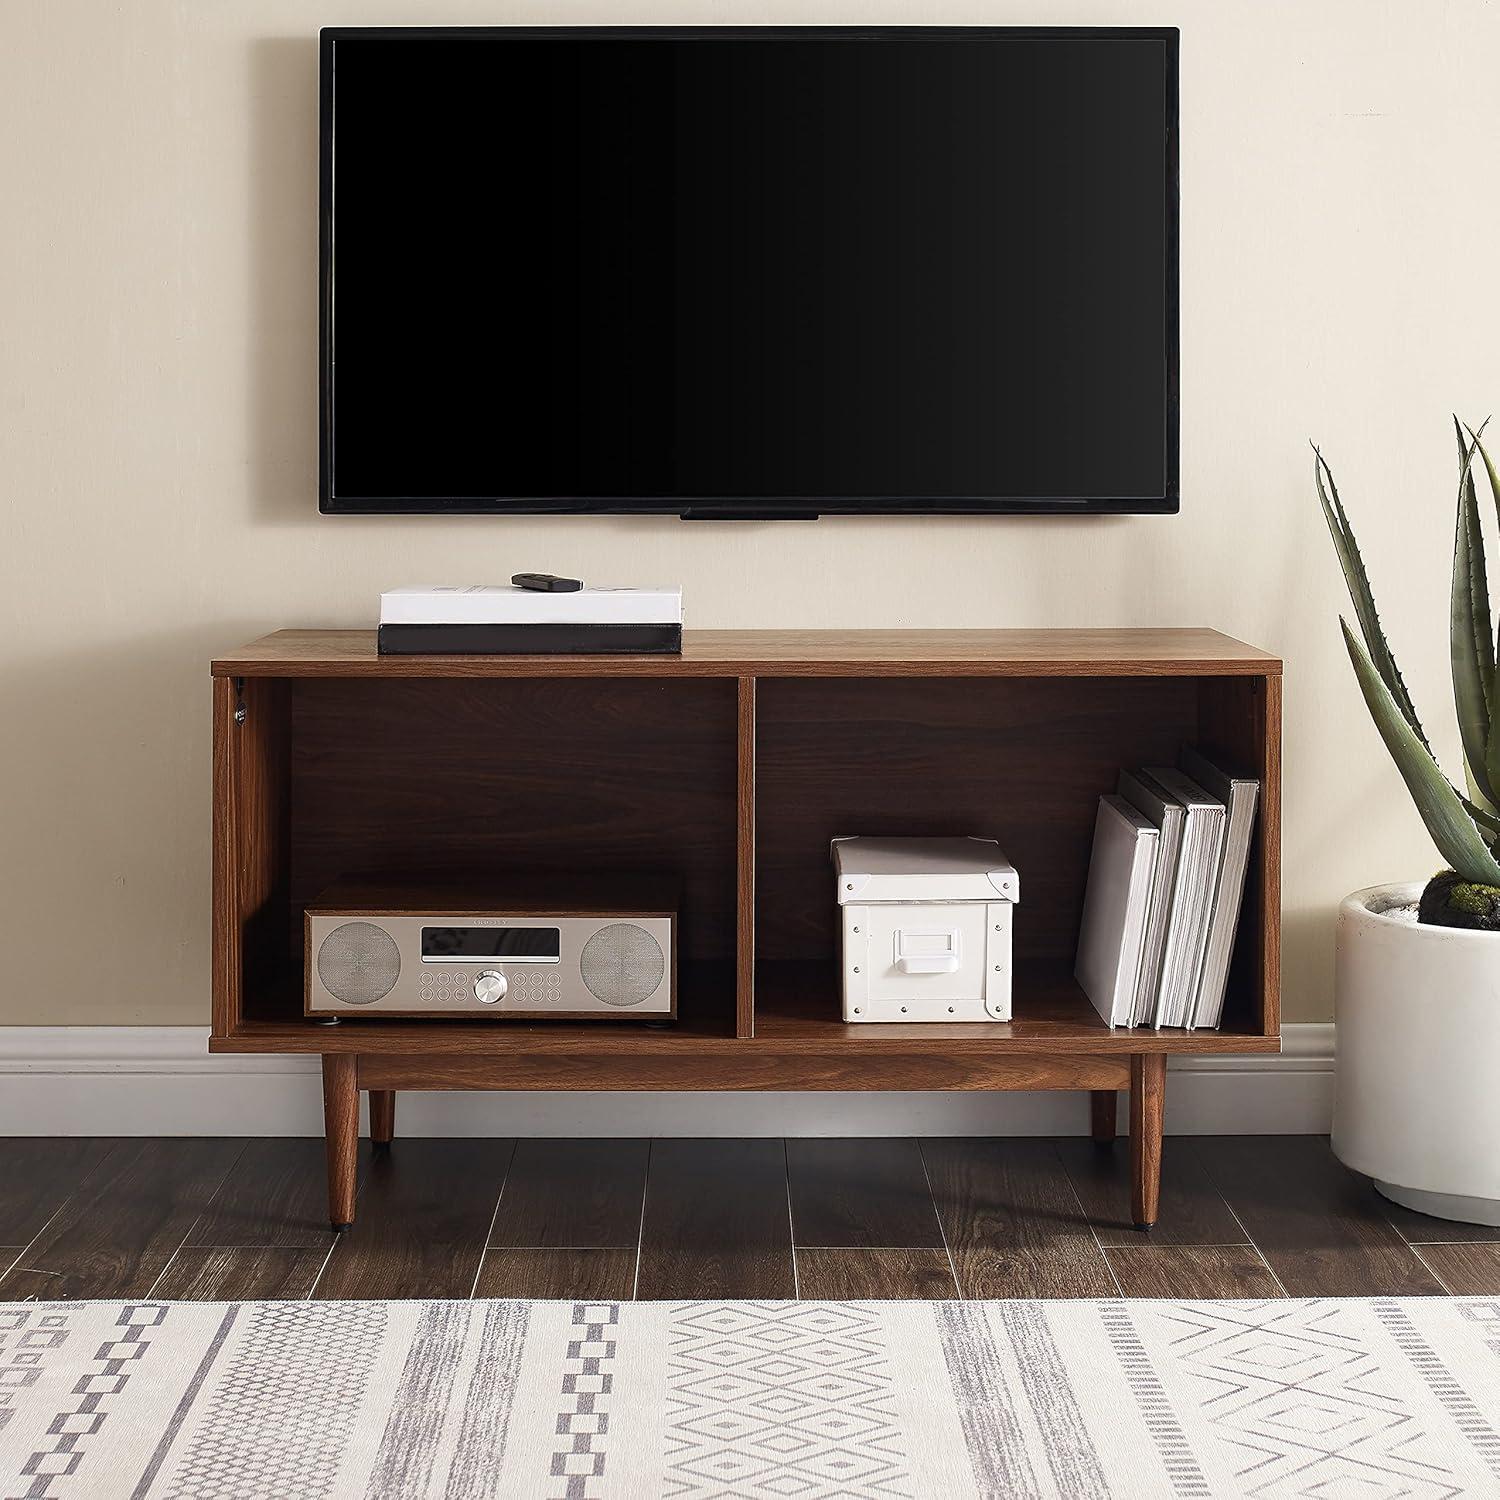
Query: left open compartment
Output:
[[212, 672, 742, 1046]]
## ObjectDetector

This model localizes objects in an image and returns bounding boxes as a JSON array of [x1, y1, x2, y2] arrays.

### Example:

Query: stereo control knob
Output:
[[473, 970, 507, 1005]]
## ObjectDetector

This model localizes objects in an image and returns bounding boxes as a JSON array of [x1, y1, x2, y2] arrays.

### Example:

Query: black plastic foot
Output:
[[1133, 1222, 1154, 1233], [332, 1221, 352, 1233], [372, 1140, 392, 1155]]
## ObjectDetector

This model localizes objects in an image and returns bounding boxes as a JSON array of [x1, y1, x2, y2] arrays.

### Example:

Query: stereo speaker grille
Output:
[[579, 923, 665, 1007], [317, 921, 401, 1005]]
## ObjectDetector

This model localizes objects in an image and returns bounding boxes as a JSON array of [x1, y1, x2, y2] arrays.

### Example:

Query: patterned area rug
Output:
[[3, 1297, 1500, 1498]]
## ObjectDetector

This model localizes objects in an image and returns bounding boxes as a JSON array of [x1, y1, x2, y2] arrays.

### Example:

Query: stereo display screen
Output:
[[421, 926, 562, 961]]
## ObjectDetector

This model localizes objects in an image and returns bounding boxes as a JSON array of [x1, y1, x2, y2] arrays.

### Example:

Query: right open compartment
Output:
[[753, 671, 1279, 1041]]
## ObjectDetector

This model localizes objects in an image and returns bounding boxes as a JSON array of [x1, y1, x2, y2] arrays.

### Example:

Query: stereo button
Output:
[[473, 970, 507, 1005]]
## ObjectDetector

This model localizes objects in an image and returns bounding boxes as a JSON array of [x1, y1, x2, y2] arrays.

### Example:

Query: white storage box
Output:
[[832, 837, 1019, 1023]]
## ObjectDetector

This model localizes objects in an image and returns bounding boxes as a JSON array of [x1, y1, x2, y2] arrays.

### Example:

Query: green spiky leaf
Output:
[[1314, 446, 1430, 750], [1462, 793, 1500, 836], [1464, 425, 1500, 806], [1450, 418, 1495, 805], [1341, 617, 1500, 883], [1469, 423, 1500, 536]]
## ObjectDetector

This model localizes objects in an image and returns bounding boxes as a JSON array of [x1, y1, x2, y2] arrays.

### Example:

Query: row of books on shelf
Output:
[[1075, 746, 1259, 1031]]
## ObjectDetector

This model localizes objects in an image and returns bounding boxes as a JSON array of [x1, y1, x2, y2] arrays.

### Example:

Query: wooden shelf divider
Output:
[[736, 675, 756, 1039]]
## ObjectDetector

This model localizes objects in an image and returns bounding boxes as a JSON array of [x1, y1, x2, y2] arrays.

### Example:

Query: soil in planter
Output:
[[1419, 870, 1500, 930]]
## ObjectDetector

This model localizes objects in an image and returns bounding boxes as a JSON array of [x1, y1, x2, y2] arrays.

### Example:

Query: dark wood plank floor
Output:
[[1, 1136, 1493, 1302]]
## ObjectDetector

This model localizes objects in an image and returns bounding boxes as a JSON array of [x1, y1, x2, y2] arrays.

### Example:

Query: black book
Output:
[[376, 622, 682, 656]]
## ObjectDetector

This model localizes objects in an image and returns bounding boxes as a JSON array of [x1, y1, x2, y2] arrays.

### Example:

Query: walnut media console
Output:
[[211, 628, 1282, 1232]]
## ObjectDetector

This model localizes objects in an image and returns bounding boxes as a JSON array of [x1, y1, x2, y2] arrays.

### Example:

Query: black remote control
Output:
[[511, 572, 584, 593]]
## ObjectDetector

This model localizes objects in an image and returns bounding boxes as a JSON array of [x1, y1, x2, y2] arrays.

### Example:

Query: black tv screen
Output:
[[320, 27, 1178, 517]]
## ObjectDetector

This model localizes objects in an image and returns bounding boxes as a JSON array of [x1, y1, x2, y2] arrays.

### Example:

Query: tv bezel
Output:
[[318, 25, 1180, 518]]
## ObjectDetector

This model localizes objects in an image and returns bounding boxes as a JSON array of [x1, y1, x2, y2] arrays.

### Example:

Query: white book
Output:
[[380, 584, 683, 627], [1146, 767, 1226, 1028], [1118, 769, 1187, 1027], [1180, 747, 1261, 1030], [1075, 795, 1160, 1028]]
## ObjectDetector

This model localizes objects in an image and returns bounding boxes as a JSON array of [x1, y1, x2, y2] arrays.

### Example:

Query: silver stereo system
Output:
[[305, 880, 676, 1019]]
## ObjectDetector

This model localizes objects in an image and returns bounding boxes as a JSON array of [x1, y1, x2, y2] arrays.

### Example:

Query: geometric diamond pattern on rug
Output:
[[1454, 1299, 1500, 1362], [1153, 1300, 1463, 1499], [663, 1302, 911, 1499]]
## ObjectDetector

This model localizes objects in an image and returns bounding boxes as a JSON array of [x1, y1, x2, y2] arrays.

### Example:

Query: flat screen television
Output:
[[320, 27, 1178, 518]]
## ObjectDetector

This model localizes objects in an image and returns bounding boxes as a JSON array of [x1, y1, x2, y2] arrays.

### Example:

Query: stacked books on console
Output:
[[378, 585, 683, 655], [1075, 747, 1259, 1031]]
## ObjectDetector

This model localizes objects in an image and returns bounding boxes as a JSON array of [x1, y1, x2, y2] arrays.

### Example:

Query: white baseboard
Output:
[[0, 1025, 1333, 1136]]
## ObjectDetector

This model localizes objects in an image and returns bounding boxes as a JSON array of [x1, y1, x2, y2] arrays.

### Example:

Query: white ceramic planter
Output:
[[1333, 881, 1500, 1224]]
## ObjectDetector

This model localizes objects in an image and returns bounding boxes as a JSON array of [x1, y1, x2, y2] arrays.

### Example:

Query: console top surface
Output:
[[213, 628, 1281, 679]]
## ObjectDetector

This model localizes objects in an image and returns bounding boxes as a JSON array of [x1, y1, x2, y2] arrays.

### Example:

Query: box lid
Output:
[[831, 837, 1019, 904]]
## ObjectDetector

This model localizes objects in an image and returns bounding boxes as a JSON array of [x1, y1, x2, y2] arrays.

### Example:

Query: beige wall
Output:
[[3, 1, 1496, 1026]]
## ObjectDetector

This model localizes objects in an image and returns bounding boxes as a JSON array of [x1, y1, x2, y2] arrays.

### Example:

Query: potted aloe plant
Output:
[[1320, 421, 1500, 1224]]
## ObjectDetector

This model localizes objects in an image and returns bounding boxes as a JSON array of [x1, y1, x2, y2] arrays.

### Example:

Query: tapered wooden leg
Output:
[[369, 1090, 395, 1149], [1091, 1089, 1117, 1144], [323, 1054, 358, 1231], [1130, 1054, 1166, 1230]]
